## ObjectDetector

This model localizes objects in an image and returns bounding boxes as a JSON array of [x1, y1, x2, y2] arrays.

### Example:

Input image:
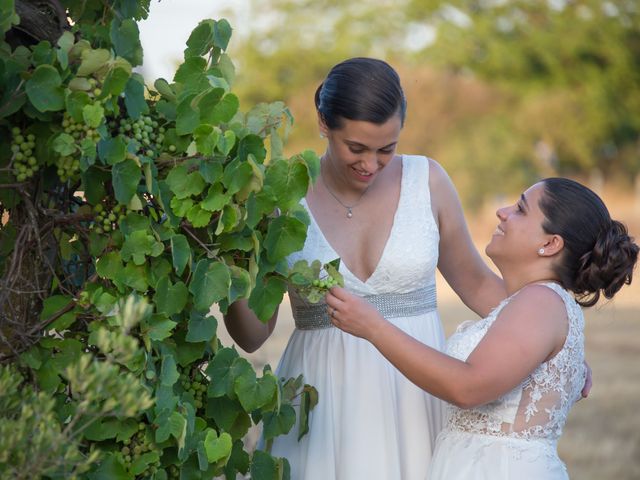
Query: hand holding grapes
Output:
[[324, 286, 387, 342]]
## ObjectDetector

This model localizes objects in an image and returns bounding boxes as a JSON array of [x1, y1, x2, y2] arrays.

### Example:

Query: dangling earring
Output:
[[538, 248, 545, 255], [319, 133, 326, 139]]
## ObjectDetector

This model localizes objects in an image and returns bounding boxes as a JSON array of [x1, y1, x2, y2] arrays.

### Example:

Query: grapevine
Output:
[[0, 4, 319, 480]]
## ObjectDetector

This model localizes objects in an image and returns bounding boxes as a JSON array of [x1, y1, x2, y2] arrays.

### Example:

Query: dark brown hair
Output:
[[315, 57, 406, 130], [539, 177, 638, 307]]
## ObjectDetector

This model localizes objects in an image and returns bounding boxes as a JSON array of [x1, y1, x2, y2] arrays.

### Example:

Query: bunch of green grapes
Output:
[[179, 369, 208, 411], [167, 464, 180, 479], [56, 155, 81, 182], [10, 127, 39, 182], [91, 202, 126, 234], [111, 113, 166, 159], [87, 77, 102, 98], [120, 423, 161, 477], [311, 275, 340, 290], [61, 111, 100, 142]]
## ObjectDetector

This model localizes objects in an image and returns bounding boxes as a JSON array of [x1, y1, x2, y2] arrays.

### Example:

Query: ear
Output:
[[317, 111, 329, 138], [543, 234, 564, 256]]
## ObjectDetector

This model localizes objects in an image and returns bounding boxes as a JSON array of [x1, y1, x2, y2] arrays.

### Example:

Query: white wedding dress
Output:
[[428, 282, 586, 479], [269, 155, 446, 479]]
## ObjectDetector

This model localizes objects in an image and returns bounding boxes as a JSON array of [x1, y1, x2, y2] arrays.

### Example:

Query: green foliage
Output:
[[0, 3, 322, 479]]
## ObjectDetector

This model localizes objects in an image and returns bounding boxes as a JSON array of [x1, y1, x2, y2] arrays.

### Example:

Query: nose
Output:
[[358, 151, 382, 172], [496, 206, 509, 220]]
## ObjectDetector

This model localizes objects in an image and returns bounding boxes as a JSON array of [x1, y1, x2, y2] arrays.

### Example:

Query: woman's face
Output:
[[486, 182, 551, 264], [320, 114, 402, 189]]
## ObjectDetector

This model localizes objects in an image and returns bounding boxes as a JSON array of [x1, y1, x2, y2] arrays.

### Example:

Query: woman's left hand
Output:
[[324, 287, 386, 340]]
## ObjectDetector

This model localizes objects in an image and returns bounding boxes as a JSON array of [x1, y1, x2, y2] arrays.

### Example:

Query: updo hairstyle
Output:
[[315, 57, 406, 130], [539, 177, 639, 307]]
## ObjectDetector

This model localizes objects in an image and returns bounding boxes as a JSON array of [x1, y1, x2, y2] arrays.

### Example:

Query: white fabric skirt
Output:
[[428, 429, 569, 480], [268, 311, 446, 480]]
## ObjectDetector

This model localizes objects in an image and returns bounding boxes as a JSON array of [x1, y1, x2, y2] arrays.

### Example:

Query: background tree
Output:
[[230, 0, 640, 205]]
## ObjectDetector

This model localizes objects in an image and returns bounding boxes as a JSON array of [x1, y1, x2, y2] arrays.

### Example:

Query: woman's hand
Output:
[[324, 286, 387, 341]]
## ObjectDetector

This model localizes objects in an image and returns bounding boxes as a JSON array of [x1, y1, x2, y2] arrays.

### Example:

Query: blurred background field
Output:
[[141, 1, 640, 477]]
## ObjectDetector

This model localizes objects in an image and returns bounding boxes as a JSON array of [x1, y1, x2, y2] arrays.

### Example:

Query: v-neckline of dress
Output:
[[302, 155, 406, 286]]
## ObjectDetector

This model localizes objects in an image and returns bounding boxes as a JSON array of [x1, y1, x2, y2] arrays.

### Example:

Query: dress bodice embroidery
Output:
[[444, 282, 586, 440]]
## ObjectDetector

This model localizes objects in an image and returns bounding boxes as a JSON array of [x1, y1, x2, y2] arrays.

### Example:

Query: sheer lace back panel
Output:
[[445, 283, 586, 440]]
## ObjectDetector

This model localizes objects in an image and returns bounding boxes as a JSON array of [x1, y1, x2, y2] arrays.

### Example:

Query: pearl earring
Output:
[[538, 248, 545, 255], [319, 133, 326, 139]]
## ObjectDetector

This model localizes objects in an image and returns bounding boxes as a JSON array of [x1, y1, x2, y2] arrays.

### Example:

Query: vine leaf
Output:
[[154, 278, 188, 316], [248, 275, 287, 322], [110, 18, 143, 66], [189, 260, 230, 312], [204, 428, 233, 464], [112, 158, 141, 204], [186, 312, 217, 343], [166, 165, 205, 199], [170, 234, 191, 276], [25, 65, 65, 112], [264, 216, 308, 263]]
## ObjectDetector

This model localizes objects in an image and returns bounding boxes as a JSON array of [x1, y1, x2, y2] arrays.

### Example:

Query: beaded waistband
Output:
[[293, 284, 437, 330]]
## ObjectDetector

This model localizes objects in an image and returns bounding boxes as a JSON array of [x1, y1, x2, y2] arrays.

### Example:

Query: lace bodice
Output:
[[287, 155, 439, 305], [444, 283, 586, 440]]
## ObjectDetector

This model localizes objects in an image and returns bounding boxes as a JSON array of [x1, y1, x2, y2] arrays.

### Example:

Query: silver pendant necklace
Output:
[[321, 170, 370, 219]]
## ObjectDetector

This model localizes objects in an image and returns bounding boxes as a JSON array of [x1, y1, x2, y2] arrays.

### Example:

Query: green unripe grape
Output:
[[14, 134, 24, 144], [14, 152, 23, 161], [122, 446, 130, 455], [108, 213, 116, 221], [28, 157, 37, 166], [138, 422, 145, 430], [89, 78, 97, 86], [93, 88, 102, 96], [11, 126, 20, 135], [26, 133, 35, 142], [103, 224, 111, 232], [94, 204, 104, 213], [17, 173, 26, 181], [168, 145, 176, 152]]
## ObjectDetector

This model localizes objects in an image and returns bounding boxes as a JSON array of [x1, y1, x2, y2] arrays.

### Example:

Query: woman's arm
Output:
[[223, 300, 278, 353], [326, 285, 567, 408], [428, 159, 506, 317]]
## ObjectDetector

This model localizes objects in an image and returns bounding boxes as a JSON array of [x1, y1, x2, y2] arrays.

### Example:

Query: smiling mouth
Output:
[[493, 226, 504, 236], [352, 167, 373, 177]]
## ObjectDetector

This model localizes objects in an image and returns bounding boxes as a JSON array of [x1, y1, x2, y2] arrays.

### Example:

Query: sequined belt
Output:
[[293, 284, 437, 330]]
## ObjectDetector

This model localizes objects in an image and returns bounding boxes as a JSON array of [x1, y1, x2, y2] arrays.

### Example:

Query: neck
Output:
[[498, 263, 560, 296]]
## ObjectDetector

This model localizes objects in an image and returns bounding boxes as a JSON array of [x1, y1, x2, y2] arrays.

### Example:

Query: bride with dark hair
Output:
[[327, 177, 638, 479]]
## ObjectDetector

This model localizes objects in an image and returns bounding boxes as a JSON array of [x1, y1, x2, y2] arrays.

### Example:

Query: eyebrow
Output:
[[520, 193, 529, 210], [345, 140, 397, 150]]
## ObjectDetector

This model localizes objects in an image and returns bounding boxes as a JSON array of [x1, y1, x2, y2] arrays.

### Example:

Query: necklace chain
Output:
[[320, 169, 370, 218]]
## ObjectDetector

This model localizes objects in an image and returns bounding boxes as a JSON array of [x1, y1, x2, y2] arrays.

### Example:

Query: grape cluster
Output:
[[10, 127, 39, 182], [312, 275, 339, 290], [61, 111, 100, 142], [120, 423, 161, 476], [91, 202, 125, 234], [56, 155, 81, 182], [111, 114, 166, 159], [179, 370, 208, 411]]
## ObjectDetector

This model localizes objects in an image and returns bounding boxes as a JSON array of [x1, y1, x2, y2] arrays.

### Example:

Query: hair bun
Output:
[[574, 220, 639, 306]]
